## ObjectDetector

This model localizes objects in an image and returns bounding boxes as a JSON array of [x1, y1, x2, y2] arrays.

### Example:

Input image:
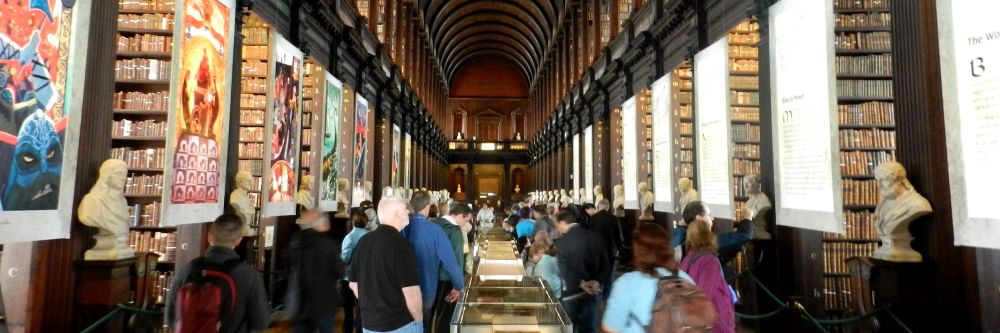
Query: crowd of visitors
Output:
[[164, 192, 747, 333]]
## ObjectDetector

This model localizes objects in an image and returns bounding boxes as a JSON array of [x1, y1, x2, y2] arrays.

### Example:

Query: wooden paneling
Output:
[[450, 58, 530, 98]]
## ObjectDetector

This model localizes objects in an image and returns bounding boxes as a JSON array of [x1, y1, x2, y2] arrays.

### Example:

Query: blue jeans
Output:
[[363, 321, 423, 333], [422, 296, 436, 332], [561, 295, 598, 333], [293, 315, 335, 333]]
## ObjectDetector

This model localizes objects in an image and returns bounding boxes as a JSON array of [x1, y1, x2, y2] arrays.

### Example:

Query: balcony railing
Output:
[[448, 140, 529, 151]]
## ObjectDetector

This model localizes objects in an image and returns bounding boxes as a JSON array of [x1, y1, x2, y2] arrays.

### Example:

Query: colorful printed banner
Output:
[[392, 124, 401, 187], [352, 95, 369, 207], [318, 74, 342, 212], [262, 35, 303, 217], [403, 133, 412, 189], [0, 1, 84, 243], [163, 0, 235, 225]]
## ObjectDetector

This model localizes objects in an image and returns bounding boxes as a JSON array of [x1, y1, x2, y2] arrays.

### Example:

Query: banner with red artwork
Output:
[[262, 34, 303, 217], [162, 0, 235, 225]]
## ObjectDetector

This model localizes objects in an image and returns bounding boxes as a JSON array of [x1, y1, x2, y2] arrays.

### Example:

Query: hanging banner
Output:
[[0, 1, 84, 243], [695, 38, 734, 219], [652, 74, 673, 212], [352, 94, 369, 207], [622, 97, 639, 209], [938, 0, 1000, 249], [404, 133, 412, 189], [318, 74, 342, 212], [584, 126, 594, 203], [769, 0, 842, 233], [163, 0, 235, 225], [392, 124, 401, 187], [262, 35, 303, 217]]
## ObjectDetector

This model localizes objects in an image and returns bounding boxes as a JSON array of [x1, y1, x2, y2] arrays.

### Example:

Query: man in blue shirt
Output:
[[402, 191, 465, 331]]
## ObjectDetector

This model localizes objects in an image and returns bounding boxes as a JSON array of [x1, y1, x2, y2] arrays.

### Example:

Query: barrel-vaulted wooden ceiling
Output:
[[420, 0, 566, 87]]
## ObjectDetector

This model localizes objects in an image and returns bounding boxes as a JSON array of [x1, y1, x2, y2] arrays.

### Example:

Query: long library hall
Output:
[[0, 0, 998, 332]]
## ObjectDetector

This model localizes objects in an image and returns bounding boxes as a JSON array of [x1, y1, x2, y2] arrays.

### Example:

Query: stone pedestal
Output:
[[846, 257, 932, 333], [872, 234, 921, 262], [74, 257, 137, 333]]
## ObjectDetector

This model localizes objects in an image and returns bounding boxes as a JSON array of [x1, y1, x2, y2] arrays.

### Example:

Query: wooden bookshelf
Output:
[[672, 61, 695, 210], [728, 19, 761, 223], [237, 11, 272, 270]]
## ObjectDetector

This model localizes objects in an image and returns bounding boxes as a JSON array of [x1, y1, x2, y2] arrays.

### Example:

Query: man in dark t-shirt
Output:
[[349, 198, 423, 332]]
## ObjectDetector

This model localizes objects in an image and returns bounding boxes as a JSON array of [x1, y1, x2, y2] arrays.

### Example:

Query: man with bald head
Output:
[[349, 197, 424, 333]]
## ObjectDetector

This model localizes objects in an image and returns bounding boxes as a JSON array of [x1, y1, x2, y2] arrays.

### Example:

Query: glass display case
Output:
[[451, 303, 572, 333]]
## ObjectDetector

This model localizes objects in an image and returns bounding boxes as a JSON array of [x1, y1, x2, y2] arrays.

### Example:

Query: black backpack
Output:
[[174, 258, 241, 333]]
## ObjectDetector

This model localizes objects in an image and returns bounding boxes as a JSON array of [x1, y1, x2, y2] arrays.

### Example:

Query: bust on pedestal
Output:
[[744, 175, 773, 239], [613, 184, 625, 217], [638, 182, 655, 221], [230, 171, 256, 236], [364, 181, 373, 201], [872, 162, 932, 262], [594, 185, 605, 203], [335, 178, 350, 217], [578, 187, 587, 204], [677, 177, 700, 215], [296, 175, 316, 229], [78, 159, 136, 261]]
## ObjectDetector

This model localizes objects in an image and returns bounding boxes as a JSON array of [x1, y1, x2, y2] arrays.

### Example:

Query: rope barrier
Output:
[[79, 304, 163, 333]]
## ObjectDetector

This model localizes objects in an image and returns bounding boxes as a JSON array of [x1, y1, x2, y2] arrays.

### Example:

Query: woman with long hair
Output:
[[525, 233, 561, 298], [601, 223, 694, 333], [680, 201, 735, 333]]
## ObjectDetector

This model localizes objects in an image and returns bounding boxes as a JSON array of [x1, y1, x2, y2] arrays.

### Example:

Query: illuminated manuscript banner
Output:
[[318, 74, 342, 212], [0, 1, 85, 243], [392, 124, 401, 187], [262, 35, 303, 217], [163, 0, 235, 225], [352, 95, 369, 207], [403, 133, 412, 189]]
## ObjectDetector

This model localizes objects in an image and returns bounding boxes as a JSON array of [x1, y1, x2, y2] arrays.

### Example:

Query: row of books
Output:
[[836, 54, 892, 76], [238, 143, 265, 159], [842, 179, 879, 206], [732, 159, 761, 176], [732, 123, 760, 141], [240, 94, 267, 109], [128, 231, 176, 262], [115, 58, 172, 80], [240, 110, 266, 125], [114, 91, 169, 111], [152, 272, 173, 305], [238, 159, 264, 175], [241, 78, 269, 95], [835, 31, 892, 51], [677, 104, 692, 118], [239, 127, 265, 142], [733, 177, 753, 198], [676, 92, 693, 105], [734, 201, 748, 221], [117, 13, 174, 31], [733, 143, 760, 159], [113, 119, 168, 137], [302, 129, 313, 142], [302, 151, 313, 168], [728, 32, 759, 45], [823, 242, 878, 274], [732, 21, 759, 34], [731, 91, 759, 105], [838, 101, 895, 126], [824, 210, 880, 240], [242, 45, 269, 60], [730, 76, 759, 90], [841, 150, 895, 176], [729, 59, 759, 73], [823, 277, 851, 311], [729, 45, 758, 58], [839, 128, 895, 149], [118, 0, 174, 11], [242, 26, 270, 45], [679, 123, 693, 136], [731, 107, 759, 122], [679, 150, 695, 162], [111, 147, 165, 169], [835, 12, 891, 29], [679, 162, 695, 178], [679, 137, 694, 149], [833, 0, 890, 10], [302, 115, 313, 128], [303, 98, 322, 112], [676, 79, 693, 90], [116, 34, 173, 53], [242, 61, 269, 77], [837, 79, 893, 98], [125, 174, 164, 196], [130, 202, 162, 227]]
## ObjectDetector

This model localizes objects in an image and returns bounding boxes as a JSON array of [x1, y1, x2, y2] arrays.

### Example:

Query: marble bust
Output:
[[638, 181, 654, 221], [568, 189, 577, 204], [364, 181, 373, 201], [335, 178, 350, 217], [677, 177, 700, 215], [559, 189, 570, 205], [78, 159, 135, 261], [296, 175, 316, 210], [594, 185, 605, 203], [613, 184, 625, 217], [743, 175, 773, 240], [579, 187, 587, 204], [382, 186, 394, 198], [230, 171, 256, 236], [872, 162, 932, 262]]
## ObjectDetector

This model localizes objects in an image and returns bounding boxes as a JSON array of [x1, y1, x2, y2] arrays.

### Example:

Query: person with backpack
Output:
[[286, 210, 345, 333], [680, 202, 737, 333], [165, 214, 269, 333], [601, 223, 716, 333]]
